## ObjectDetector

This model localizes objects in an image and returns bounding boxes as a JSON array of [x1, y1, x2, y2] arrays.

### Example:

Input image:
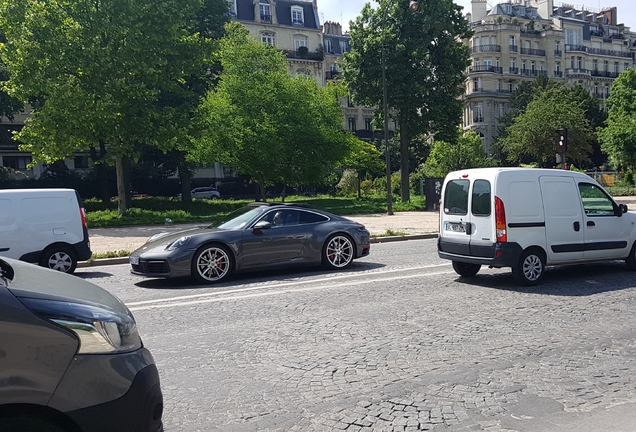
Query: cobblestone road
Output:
[[77, 239, 636, 431]]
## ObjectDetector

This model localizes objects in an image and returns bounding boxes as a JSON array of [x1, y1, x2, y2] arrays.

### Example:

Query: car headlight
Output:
[[166, 236, 190, 251], [19, 298, 142, 354]]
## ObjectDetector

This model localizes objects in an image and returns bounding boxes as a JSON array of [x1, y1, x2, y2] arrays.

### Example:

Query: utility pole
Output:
[[556, 128, 568, 170]]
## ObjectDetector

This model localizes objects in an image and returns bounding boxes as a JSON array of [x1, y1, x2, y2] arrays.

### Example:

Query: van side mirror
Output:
[[619, 203, 628, 214]]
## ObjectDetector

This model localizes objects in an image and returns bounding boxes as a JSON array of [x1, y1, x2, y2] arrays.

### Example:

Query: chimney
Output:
[[471, 0, 488, 22]]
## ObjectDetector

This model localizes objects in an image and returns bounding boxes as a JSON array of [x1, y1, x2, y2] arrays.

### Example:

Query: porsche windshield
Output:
[[211, 206, 264, 230]]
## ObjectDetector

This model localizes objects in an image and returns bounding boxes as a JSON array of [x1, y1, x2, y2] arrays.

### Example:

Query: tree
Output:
[[193, 23, 352, 200], [500, 87, 593, 167], [598, 69, 636, 171], [0, 0, 224, 213], [342, 0, 471, 203], [423, 130, 494, 178], [341, 138, 385, 198]]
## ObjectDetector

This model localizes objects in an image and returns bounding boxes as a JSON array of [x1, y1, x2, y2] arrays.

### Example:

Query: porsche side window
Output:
[[299, 211, 328, 224], [578, 183, 615, 216]]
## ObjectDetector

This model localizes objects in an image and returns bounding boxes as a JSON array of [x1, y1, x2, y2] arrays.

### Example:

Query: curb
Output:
[[78, 233, 440, 267]]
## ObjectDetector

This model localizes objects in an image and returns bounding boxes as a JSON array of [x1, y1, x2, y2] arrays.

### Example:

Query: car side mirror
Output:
[[619, 203, 628, 214], [253, 221, 271, 231]]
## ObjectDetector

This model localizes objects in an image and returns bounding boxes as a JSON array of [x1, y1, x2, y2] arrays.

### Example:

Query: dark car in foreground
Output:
[[129, 202, 371, 283], [0, 258, 163, 432]]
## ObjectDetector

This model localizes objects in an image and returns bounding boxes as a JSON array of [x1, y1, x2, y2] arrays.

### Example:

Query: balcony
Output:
[[566, 68, 590, 76], [587, 47, 632, 58], [554, 50, 562, 57], [473, 116, 484, 123], [292, 19, 304, 26], [282, 48, 324, 61], [469, 65, 503, 74], [591, 70, 619, 78], [496, 89, 512, 94], [520, 48, 546, 56], [565, 44, 587, 53], [520, 69, 538, 77], [554, 70, 563, 77], [325, 70, 340, 80], [508, 67, 519, 74], [470, 44, 501, 54], [260, 14, 272, 23], [509, 45, 518, 53]]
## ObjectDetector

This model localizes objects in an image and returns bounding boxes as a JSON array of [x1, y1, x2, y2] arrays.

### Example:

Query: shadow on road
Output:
[[76, 271, 114, 279], [132, 260, 386, 290], [455, 261, 635, 296]]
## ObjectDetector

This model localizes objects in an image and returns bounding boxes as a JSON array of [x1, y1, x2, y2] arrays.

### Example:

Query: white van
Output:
[[0, 188, 92, 273], [438, 168, 636, 285]]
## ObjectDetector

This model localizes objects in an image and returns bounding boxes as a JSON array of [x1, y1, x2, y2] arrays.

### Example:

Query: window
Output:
[[498, 103, 505, 117], [299, 211, 328, 224], [554, 41, 561, 52], [293, 35, 308, 51], [576, 57, 582, 69], [522, 60, 526, 71], [325, 39, 333, 53], [509, 35, 516, 46], [348, 117, 357, 130], [475, 102, 483, 120], [539, 62, 544, 72], [329, 62, 337, 72], [291, 6, 304, 26], [347, 95, 354, 107], [604, 60, 609, 72], [472, 180, 491, 216], [261, 31, 275, 46], [444, 180, 469, 215], [365, 118, 373, 130], [510, 58, 516, 68], [556, 62, 561, 72], [483, 58, 492, 66], [2, 156, 31, 170], [509, 81, 514, 92], [228, 0, 237, 17], [74, 156, 90, 169], [566, 28, 581, 46], [259, 209, 300, 227], [593, 59, 598, 71], [339, 40, 349, 53], [296, 68, 311, 76], [578, 183, 615, 216], [614, 62, 619, 73], [531, 61, 536, 72], [259, 0, 271, 23]]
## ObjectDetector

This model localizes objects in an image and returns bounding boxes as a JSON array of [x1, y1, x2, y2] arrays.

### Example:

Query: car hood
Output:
[[0, 257, 129, 313], [134, 227, 226, 252]]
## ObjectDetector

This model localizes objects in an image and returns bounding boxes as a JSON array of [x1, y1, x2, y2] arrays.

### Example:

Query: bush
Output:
[[336, 169, 358, 196]]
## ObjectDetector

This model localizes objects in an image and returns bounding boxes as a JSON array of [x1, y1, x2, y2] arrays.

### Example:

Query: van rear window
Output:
[[444, 180, 469, 215], [471, 180, 491, 216]]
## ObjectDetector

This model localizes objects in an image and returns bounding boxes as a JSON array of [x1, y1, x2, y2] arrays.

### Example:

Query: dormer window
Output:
[[502, 3, 511, 14], [227, 0, 237, 17], [260, 0, 271, 24], [291, 6, 304, 26], [325, 39, 334, 54], [339, 40, 349, 53]]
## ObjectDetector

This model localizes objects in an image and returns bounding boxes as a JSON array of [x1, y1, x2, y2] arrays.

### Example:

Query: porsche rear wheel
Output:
[[322, 234, 355, 269], [191, 244, 233, 283]]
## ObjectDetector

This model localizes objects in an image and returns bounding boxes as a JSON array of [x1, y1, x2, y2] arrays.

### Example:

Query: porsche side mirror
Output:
[[253, 221, 272, 231]]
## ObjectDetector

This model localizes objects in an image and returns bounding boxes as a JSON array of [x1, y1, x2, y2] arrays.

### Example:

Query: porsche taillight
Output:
[[495, 196, 507, 243]]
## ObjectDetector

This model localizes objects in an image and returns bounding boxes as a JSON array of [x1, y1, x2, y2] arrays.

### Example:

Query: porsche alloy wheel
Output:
[[192, 245, 232, 283], [323, 235, 354, 269]]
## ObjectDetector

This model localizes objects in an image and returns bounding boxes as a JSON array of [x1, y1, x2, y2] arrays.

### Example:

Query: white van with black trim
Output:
[[438, 168, 636, 285], [0, 188, 92, 274]]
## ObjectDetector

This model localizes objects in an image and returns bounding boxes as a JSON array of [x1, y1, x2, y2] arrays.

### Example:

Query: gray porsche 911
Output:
[[129, 202, 371, 283]]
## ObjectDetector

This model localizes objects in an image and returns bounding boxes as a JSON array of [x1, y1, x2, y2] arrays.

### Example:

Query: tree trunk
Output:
[[90, 142, 111, 204], [400, 123, 410, 202], [115, 155, 127, 215], [259, 182, 266, 202], [123, 156, 132, 209], [357, 174, 361, 199]]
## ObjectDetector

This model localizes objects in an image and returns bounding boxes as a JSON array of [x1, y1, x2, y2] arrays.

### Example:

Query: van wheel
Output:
[[512, 248, 545, 286], [626, 243, 636, 271], [39, 246, 77, 274], [452, 261, 481, 277]]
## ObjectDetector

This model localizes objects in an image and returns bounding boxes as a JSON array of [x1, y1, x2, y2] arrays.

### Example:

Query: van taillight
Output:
[[495, 196, 507, 243], [80, 208, 87, 227]]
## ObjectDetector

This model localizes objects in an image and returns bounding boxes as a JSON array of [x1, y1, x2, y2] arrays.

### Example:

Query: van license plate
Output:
[[129, 256, 139, 265], [446, 222, 465, 233]]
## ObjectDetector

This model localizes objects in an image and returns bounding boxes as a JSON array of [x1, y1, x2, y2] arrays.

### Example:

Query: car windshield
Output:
[[209, 206, 264, 230]]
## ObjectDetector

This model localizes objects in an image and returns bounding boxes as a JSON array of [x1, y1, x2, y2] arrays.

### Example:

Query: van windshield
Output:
[[444, 180, 469, 215]]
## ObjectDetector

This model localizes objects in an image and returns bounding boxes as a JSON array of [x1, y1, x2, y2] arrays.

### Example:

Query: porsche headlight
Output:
[[166, 236, 190, 251], [20, 298, 142, 354]]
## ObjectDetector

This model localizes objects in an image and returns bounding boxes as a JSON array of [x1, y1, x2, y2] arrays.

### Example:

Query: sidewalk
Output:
[[88, 210, 440, 255]]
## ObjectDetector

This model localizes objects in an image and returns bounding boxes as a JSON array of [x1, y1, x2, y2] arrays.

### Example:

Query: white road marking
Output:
[[129, 269, 455, 311], [126, 263, 451, 307]]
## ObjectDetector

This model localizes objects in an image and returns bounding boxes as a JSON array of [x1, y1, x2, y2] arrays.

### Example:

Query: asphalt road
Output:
[[76, 239, 636, 431]]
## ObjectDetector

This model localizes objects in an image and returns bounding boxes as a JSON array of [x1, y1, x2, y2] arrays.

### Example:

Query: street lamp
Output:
[[409, 1, 419, 12]]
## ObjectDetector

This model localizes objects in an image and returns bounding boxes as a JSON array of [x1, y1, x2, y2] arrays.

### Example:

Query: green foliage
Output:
[[336, 169, 359, 196], [343, 0, 472, 201], [193, 23, 351, 195], [598, 69, 636, 171], [341, 138, 385, 177], [423, 130, 495, 178], [500, 87, 593, 166]]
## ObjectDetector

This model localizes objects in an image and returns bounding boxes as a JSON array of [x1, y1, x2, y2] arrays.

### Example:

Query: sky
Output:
[[317, 0, 636, 32]]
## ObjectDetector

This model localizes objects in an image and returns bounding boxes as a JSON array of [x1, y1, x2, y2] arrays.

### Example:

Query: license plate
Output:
[[129, 256, 139, 265], [446, 222, 465, 233]]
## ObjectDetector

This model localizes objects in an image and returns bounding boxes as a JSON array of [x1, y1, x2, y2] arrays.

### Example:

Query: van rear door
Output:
[[539, 176, 584, 263], [440, 178, 471, 256]]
